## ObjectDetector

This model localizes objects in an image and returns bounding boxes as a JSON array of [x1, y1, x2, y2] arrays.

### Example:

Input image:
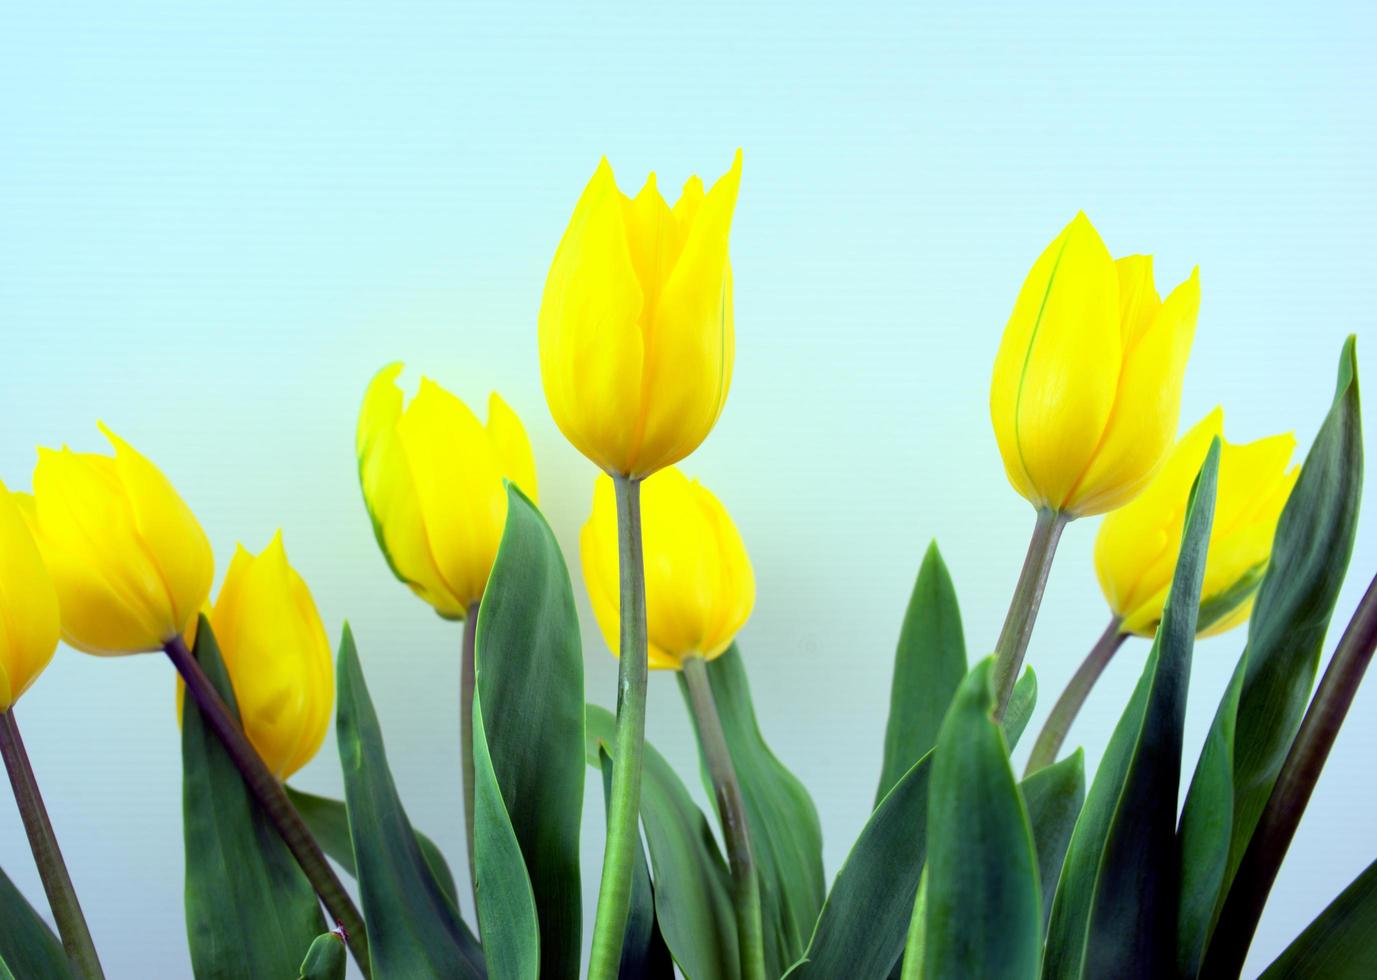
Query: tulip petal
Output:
[[357, 364, 464, 616], [696, 478, 755, 659], [396, 379, 508, 611], [0, 485, 61, 709], [1065, 267, 1200, 515], [991, 213, 1122, 510], [1115, 255, 1161, 347], [539, 158, 645, 474], [486, 392, 539, 503], [632, 152, 742, 476]]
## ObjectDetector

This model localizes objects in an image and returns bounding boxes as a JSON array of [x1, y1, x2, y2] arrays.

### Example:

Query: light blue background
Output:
[[2, 2, 1374, 976]]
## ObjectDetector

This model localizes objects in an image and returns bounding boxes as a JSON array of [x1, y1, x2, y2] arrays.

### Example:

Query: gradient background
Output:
[[3, 2, 1375, 976]]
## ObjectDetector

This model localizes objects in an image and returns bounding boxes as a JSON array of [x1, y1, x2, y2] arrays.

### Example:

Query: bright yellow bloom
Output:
[[0, 482, 61, 711], [23, 424, 214, 655], [1096, 408, 1298, 637], [991, 213, 1201, 516], [539, 152, 743, 479], [205, 532, 333, 780], [581, 467, 754, 669], [357, 364, 538, 618]]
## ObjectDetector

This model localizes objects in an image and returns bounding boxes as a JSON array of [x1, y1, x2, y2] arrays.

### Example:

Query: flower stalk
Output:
[[1025, 617, 1126, 775], [588, 475, 650, 979], [163, 636, 372, 978], [460, 601, 480, 917], [0, 709, 104, 980], [681, 654, 766, 980], [992, 508, 1070, 718]]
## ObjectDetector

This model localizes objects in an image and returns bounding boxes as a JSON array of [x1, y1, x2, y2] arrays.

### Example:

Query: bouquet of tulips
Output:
[[0, 152, 1371, 980]]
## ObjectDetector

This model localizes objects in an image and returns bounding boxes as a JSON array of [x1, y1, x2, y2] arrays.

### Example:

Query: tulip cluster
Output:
[[0, 153, 1369, 980]]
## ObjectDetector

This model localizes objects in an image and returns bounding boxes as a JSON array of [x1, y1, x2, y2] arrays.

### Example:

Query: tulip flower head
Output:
[[540, 152, 743, 479], [0, 482, 61, 711], [581, 467, 754, 669], [357, 364, 538, 619], [24, 424, 214, 655], [991, 213, 1201, 517], [1096, 408, 1298, 637], [203, 532, 334, 780]]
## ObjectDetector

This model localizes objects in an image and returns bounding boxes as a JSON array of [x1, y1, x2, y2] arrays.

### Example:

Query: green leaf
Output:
[[181, 617, 326, 979], [0, 864, 75, 980], [1178, 337, 1363, 970], [1019, 749, 1085, 932], [1261, 858, 1377, 979], [298, 933, 347, 980], [472, 485, 585, 979], [586, 705, 739, 980], [1045, 440, 1220, 980], [1002, 667, 1037, 751], [923, 658, 1041, 979], [284, 786, 459, 911], [784, 755, 933, 979], [335, 626, 485, 979], [876, 542, 966, 804], [684, 646, 825, 975], [598, 749, 676, 979]]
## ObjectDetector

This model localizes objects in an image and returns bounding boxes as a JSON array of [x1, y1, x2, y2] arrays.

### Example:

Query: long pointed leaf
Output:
[[474, 485, 585, 979], [1261, 858, 1377, 979], [336, 626, 485, 979], [586, 705, 739, 980], [685, 645, 825, 975], [876, 542, 966, 803], [182, 617, 325, 978], [1020, 749, 1085, 932], [924, 658, 1041, 979], [0, 864, 75, 980]]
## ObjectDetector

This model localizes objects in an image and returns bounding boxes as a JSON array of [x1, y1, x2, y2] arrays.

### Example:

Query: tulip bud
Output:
[[0, 482, 61, 711], [581, 467, 754, 669], [356, 364, 538, 618], [204, 532, 333, 780], [1095, 408, 1298, 637], [991, 213, 1201, 516], [25, 424, 213, 655], [539, 152, 743, 479]]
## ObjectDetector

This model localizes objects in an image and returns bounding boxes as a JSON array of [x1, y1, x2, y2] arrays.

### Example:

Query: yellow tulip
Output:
[[1095, 408, 1298, 637], [581, 467, 754, 669], [0, 482, 61, 711], [990, 213, 1201, 517], [357, 363, 538, 618], [23, 424, 214, 655], [203, 532, 333, 780], [539, 152, 743, 478]]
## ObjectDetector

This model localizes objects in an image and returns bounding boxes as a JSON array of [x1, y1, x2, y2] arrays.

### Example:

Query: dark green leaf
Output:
[[284, 786, 459, 911], [472, 485, 585, 979], [1261, 858, 1377, 979], [784, 755, 932, 979], [1178, 338, 1363, 969], [298, 933, 347, 980], [598, 749, 675, 979], [1001, 667, 1037, 751], [1046, 441, 1220, 980], [586, 705, 739, 980], [1019, 749, 1084, 932], [336, 626, 485, 979], [0, 864, 75, 980], [684, 646, 825, 975], [924, 658, 1041, 979], [876, 542, 966, 804], [182, 617, 325, 979]]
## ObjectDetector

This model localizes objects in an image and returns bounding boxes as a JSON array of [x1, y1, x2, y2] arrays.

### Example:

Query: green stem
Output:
[[588, 474, 649, 980], [992, 507, 1069, 719], [1025, 617, 1126, 775], [0, 709, 104, 980], [1202, 568, 1377, 979], [680, 655, 766, 980], [460, 601, 480, 920], [164, 637, 372, 978]]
